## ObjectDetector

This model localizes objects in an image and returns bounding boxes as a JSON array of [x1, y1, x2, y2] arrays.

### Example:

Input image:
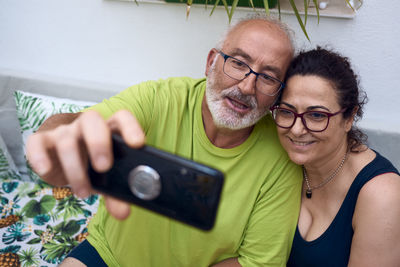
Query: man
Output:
[[26, 15, 302, 266]]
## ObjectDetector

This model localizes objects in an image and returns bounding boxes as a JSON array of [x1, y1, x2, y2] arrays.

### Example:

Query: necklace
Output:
[[303, 152, 348, 199]]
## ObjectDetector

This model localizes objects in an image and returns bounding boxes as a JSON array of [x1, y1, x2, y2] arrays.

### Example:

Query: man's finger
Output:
[[80, 110, 113, 173], [105, 196, 131, 220], [107, 110, 145, 148], [26, 133, 53, 177], [55, 130, 92, 198]]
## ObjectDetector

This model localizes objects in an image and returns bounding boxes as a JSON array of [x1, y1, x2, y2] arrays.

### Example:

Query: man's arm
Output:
[[37, 112, 81, 131]]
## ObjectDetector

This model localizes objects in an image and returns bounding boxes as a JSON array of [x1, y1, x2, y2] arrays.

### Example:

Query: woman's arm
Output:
[[349, 172, 400, 267]]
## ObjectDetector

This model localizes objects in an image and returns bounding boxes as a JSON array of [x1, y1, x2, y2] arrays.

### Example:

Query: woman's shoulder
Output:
[[350, 152, 400, 266], [354, 147, 400, 220]]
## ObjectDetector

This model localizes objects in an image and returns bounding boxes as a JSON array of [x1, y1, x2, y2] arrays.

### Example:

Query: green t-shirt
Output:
[[86, 77, 302, 267]]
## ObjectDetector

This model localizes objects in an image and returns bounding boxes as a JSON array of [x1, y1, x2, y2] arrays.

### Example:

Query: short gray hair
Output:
[[215, 13, 296, 52]]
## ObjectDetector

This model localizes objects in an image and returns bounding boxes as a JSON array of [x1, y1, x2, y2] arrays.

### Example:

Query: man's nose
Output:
[[238, 72, 257, 95]]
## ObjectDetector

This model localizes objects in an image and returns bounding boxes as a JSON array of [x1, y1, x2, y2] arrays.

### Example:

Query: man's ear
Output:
[[205, 49, 218, 77], [345, 106, 359, 132]]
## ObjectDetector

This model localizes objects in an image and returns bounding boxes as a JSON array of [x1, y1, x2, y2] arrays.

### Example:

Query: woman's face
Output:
[[276, 75, 353, 167]]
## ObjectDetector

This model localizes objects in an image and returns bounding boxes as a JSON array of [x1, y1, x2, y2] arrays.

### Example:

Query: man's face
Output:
[[206, 62, 268, 130], [205, 20, 293, 130]]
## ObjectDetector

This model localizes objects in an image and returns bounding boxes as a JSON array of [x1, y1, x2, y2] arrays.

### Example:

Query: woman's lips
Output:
[[288, 137, 315, 147]]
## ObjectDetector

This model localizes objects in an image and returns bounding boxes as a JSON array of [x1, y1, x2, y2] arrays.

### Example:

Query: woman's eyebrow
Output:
[[280, 102, 331, 112]]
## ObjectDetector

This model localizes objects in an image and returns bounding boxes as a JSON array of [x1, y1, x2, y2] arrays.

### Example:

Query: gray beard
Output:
[[205, 69, 268, 130]]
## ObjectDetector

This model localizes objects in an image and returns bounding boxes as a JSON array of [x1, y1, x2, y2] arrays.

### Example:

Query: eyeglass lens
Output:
[[272, 108, 330, 132], [223, 57, 282, 96]]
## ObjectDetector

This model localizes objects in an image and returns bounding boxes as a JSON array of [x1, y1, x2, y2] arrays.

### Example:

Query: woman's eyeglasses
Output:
[[270, 106, 346, 132]]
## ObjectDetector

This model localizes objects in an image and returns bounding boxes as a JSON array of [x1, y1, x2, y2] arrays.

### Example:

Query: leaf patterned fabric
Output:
[[0, 135, 21, 181], [13, 91, 96, 182], [0, 178, 99, 266], [0, 91, 100, 265]]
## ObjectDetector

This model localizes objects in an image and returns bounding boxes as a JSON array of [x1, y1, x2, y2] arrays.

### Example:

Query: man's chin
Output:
[[212, 114, 262, 130]]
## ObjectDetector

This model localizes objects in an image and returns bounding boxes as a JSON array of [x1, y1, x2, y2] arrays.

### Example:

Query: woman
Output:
[[269, 47, 400, 266]]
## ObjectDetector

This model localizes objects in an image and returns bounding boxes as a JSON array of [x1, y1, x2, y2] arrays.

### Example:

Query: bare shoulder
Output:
[[357, 171, 400, 210], [353, 169, 400, 231], [350, 168, 400, 265]]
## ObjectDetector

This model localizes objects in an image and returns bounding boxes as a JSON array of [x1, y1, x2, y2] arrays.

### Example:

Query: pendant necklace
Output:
[[303, 152, 348, 199]]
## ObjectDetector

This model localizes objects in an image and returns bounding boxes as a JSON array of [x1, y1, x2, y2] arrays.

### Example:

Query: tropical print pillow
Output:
[[0, 178, 99, 266], [13, 90, 96, 182], [0, 135, 21, 181]]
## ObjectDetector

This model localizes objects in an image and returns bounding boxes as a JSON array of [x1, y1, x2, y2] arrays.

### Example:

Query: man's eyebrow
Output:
[[229, 48, 252, 62], [229, 48, 282, 78]]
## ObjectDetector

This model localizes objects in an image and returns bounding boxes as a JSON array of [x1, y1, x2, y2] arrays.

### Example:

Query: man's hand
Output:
[[26, 109, 145, 220]]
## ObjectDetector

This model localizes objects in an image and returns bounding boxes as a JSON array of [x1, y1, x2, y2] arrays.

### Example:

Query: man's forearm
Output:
[[37, 112, 81, 132]]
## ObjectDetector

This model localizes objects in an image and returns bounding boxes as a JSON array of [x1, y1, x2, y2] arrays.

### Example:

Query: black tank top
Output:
[[287, 152, 399, 267]]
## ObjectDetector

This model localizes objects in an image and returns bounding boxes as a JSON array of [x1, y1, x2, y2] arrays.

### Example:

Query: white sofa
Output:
[[0, 68, 398, 266]]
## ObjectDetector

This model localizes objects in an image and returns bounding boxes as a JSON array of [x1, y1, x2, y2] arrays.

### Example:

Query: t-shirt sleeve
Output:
[[84, 80, 159, 132], [238, 159, 302, 267]]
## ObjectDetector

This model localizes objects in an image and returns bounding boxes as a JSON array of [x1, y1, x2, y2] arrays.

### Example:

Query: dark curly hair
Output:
[[281, 47, 368, 151]]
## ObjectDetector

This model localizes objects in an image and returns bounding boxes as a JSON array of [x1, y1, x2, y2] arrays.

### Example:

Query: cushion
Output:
[[0, 134, 21, 180], [14, 90, 96, 182], [0, 69, 118, 180], [0, 178, 99, 266]]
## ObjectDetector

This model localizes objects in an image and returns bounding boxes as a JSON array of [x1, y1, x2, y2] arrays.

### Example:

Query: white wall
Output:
[[0, 0, 399, 133]]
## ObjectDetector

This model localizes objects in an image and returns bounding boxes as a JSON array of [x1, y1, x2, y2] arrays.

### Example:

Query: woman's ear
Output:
[[205, 49, 218, 77], [345, 106, 359, 132]]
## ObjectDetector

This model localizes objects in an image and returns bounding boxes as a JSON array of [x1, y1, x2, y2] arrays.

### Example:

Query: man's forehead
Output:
[[223, 20, 292, 52], [221, 23, 293, 73]]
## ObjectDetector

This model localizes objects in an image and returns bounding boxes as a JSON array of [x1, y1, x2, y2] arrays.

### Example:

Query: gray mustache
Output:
[[223, 88, 257, 109]]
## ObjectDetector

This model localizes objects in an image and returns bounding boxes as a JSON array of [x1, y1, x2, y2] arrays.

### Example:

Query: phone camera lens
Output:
[[128, 165, 161, 200]]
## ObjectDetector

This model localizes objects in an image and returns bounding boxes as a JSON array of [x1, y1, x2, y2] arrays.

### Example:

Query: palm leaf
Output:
[[0, 151, 10, 174], [56, 195, 86, 220], [18, 247, 41, 267], [14, 92, 51, 133], [41, 236, 78, 264]]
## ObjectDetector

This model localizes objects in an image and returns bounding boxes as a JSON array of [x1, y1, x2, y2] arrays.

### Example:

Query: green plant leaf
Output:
[[288, 0, 310, 41], [229, 0, 239, 22], [54, 220, 80, 236], [312, 0, 320, 23], [221, 0, 231, 19], [263, 0, 270, 16], [304, 0, 308, 25], [26, 237, 41, 245], [22, 195, 56, 218]]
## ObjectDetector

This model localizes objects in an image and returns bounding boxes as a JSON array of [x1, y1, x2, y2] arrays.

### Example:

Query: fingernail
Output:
[[96, 155, 110, 170], [34, 161, 49, 175], [76, 187, 90, 198]]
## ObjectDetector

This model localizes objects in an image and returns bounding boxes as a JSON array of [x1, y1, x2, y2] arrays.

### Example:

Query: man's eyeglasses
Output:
[[269, 106, 346, 132], [218, 51, 285, 96]]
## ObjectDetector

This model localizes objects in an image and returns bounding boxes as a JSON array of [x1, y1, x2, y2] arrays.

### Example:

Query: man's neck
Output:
[[201, 97, 254, 149]]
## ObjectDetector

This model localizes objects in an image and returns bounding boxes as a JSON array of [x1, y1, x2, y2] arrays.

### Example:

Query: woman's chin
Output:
[[287, 152, 310, 166]]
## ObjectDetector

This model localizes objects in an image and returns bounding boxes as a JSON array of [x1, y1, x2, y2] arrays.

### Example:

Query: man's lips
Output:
[[226, 96, 251, 112]]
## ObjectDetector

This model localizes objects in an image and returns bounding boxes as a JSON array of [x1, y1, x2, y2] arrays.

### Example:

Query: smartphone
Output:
[[88, 134, 224, 231]]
